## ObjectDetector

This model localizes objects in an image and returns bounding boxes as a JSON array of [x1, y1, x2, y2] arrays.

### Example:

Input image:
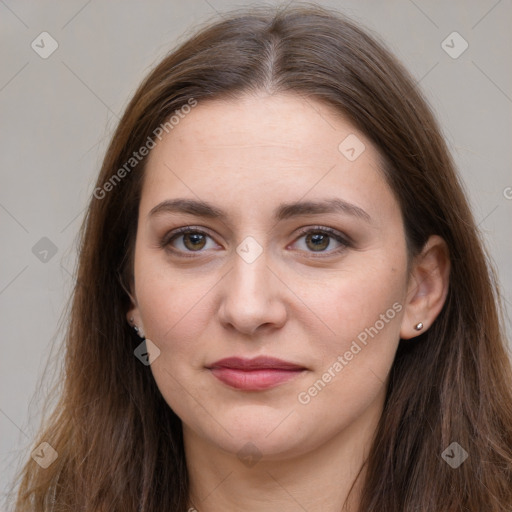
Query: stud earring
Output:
[[414, 322, 424, 331], [133, 324, 145, 339], [129, 317, 145, 339]]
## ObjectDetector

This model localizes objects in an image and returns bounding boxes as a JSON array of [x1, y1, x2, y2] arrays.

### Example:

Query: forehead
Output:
[[140, 93, 397, 224], [147, 93, 377, 165]]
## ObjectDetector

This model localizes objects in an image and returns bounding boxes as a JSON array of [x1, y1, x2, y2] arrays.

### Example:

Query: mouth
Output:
[[206, 356, 307, 391]]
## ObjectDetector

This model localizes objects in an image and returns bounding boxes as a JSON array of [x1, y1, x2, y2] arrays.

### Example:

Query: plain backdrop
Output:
[[1, 0, 511, 505]]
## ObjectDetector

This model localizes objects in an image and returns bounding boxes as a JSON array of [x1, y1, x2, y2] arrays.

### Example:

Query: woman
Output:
[[10, 3, 512, 511]]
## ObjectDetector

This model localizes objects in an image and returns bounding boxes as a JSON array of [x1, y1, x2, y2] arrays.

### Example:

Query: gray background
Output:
[[1, 0, 511, 504]]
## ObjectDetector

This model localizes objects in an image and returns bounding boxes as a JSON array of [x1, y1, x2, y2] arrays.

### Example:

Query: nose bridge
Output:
[[229, 232, 271, 292], [232, 248, 270, 296], [218, 239, 287, 334]]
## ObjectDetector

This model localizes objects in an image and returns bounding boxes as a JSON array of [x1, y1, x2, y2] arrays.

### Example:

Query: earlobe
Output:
[[123, 276, 146, 337], [126, 310, 137, 326], [126, 307, 145, 338], [400, 235, 450, 340], [125, 291, 143, 335]]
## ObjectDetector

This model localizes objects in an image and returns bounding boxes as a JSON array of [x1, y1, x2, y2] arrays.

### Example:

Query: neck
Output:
[[184, 389, 384, 512]]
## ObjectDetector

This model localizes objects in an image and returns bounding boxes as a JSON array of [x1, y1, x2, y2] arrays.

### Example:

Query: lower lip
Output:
[[209, 367, 304, 391]]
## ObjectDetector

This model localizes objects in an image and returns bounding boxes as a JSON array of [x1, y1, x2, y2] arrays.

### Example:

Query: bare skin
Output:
[[127, 92, 450, 511]]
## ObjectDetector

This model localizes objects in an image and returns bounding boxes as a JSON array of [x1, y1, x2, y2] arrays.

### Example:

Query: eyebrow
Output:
[[148, 197, 372, 223]]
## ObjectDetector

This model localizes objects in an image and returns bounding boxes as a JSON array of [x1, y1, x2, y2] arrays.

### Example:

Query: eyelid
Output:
[[292, 225, 352, 245], [288, 225, 352, 256], [161, 225, 214, 242]]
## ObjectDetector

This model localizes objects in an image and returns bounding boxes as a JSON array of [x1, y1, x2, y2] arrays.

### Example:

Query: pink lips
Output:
[[207, 356, 306, 391]]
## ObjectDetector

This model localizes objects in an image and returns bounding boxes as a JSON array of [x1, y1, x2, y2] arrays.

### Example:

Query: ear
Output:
[[125, 289, 144, 335], [400, 235, 450, 339]]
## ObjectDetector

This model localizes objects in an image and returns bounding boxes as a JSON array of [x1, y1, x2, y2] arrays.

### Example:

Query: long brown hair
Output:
[[10, 3, 512, 511]]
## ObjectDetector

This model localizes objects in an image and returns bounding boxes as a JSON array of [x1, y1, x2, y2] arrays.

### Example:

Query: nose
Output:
[[217, 250, 288, 336]]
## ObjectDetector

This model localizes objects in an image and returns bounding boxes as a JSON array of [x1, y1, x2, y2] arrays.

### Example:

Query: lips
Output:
[[207, 356, 306, 391]]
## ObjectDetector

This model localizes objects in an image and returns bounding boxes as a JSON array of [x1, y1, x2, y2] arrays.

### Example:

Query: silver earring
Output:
[[133, 325, 145, 339], [129, 317, 145, 338], [414, 322, 424, 331]]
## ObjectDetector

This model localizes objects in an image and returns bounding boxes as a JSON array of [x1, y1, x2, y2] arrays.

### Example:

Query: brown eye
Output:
[[162, 228, 220, 255], [305, 232, 330, 251], [290, 227, 350, 256], [182, 232, 207, 251]]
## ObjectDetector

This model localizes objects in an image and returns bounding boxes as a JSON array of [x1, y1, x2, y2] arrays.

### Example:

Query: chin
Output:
[[188, 411, 322, 462]]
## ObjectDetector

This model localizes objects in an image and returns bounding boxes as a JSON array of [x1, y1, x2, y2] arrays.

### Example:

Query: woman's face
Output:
[[128, 93, 410, 460]]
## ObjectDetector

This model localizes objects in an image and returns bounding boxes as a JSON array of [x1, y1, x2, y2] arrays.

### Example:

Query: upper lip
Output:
[[207, 356, 306, 371]]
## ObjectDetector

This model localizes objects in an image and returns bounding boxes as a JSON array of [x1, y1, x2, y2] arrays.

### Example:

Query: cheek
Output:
[[300, 254, 406, 344], [294, 255, 406, 404], [134, 264, 216, 423], [134, 239, 215, 329], [294, 280, 404, 431], [334, 266, 405, 334]]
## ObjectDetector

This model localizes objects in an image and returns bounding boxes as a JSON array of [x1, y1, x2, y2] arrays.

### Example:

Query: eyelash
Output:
[[160, 225, 352, 259]]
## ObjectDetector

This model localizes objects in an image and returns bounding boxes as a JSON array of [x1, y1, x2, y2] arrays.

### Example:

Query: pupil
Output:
[[307, 233, 329, 251], [184, 233, 206, 250]]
